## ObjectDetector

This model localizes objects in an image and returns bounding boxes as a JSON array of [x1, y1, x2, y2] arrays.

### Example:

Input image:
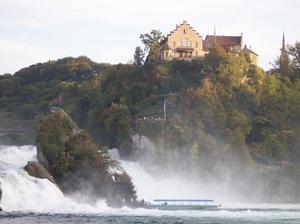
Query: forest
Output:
[[1, 32, 300, 201]]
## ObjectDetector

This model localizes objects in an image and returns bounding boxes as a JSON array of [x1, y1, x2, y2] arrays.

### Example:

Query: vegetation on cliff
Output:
[[1, 41, 300, 202], [36, 108, 137, 207]]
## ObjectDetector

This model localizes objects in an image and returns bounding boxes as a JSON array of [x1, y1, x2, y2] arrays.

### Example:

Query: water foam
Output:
[[0, 145, 300, 220], [0, 145, 108, 213]]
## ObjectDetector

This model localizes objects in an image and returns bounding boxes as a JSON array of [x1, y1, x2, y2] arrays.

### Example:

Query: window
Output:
[[196, 42, 198, 48], [181, 39, 185, 46], [166, 51, 168, 58], [196, 51, 198, 56], [181, 39, 191, 47], [183, 29, 186, 34], [173, 41, 176, 47]]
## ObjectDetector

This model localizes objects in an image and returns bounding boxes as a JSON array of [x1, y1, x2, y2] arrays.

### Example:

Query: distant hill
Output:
[[1, 51, 300, 202]]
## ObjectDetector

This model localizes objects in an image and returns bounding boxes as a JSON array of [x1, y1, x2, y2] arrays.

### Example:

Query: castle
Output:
[[159, 21, 258, 64]]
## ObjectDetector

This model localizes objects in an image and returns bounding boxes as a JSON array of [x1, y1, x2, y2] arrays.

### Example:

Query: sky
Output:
[[0, 0, 299, 74]]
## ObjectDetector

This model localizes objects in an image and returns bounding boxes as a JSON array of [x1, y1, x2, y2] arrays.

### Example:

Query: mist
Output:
[[114, 134, 300, 204]]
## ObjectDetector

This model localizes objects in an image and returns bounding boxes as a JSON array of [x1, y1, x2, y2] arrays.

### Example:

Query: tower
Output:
[[281, 32, 286, 54], [213, 26, 217, 47], [279, 32, 289, 75]]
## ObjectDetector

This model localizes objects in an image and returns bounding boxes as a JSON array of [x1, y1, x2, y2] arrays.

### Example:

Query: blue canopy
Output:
[[153, 199, 214, 202]]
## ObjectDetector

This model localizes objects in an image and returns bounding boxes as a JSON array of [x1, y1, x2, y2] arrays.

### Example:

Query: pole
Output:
[[164, 99, 167, 122]]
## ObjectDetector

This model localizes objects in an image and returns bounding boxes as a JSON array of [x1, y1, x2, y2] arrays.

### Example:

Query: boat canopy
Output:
[[152, 199, 215, 206], [154, 199, 214, 202]]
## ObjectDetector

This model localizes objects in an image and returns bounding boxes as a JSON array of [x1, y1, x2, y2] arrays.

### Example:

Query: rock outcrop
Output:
[[24, 161, 55, 183], [36, 108, 137, 207], [0, 182, 2, 211]]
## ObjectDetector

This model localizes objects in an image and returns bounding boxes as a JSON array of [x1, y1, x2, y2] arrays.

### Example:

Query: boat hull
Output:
[[144, 204, 220, 210]]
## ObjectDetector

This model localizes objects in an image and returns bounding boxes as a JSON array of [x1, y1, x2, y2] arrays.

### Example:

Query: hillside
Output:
[[1, 46, 300, 202]]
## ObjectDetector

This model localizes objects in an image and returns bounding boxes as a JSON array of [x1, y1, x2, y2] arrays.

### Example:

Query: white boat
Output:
[[143, 199, 221, 210]]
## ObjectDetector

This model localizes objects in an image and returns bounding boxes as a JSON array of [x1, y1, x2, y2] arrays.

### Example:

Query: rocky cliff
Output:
[[35, 108, 137, 207]]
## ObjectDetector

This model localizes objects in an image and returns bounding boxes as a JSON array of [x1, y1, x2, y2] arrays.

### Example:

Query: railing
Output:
[[176, 47, 194, 52]]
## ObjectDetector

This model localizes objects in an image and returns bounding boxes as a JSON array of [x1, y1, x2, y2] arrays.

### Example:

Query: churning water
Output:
[[0, 145, 300, 224]]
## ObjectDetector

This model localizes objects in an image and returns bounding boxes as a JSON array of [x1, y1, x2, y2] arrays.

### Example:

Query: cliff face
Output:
[[36, 108, 137, 207]]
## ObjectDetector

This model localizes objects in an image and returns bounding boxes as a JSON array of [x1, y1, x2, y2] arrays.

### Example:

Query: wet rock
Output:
[[24, 161, 55, 183], [0, 182, 2, 203], [0, 182, 2, 211]]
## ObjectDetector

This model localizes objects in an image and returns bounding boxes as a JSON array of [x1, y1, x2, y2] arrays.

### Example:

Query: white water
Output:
[[0, 145, 108, 213], [110, 148, 218, 202], [1, 145, 300, 221], [121, 159, 210, 202]]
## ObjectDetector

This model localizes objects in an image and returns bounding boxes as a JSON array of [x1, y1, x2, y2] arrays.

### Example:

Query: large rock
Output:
[[0, 183, 1, 200], [36, 108, 137, 207], [24, 161, 55, 183]]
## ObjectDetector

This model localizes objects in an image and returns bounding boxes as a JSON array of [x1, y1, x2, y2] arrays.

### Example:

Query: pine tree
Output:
[[133, 46, 145, 68]]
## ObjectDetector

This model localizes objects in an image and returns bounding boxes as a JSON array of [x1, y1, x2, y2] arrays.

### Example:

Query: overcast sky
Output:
[[0, 0, 299, 74]]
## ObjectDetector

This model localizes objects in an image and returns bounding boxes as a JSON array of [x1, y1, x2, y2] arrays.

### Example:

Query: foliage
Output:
[[36, 109, 137, 206], [139, 30, 163, 62], [133, 46, 145, 68], [2, 41, 300, 167]]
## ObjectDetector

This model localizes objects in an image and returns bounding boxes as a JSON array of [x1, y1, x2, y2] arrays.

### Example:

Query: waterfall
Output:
[[0, 145, 107, 213], [0, 144, 212, 212], [109, 148, 211, 202]]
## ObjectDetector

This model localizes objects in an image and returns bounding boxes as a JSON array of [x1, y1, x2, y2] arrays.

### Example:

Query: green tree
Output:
[[133, 46, 145, 68], [103, 103, 132, 146], [205, 45, 226, 72], [140, 30, 163, 62], [288, 42, 300, 73]]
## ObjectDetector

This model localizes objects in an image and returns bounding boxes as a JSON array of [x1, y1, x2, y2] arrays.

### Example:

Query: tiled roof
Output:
[[205, 35, 242, 46]]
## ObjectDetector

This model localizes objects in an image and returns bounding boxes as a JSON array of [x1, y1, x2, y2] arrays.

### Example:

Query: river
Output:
[[0, 145, 299, 224]]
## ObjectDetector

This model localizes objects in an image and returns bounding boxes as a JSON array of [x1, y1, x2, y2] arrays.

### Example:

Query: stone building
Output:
[[159, 21, 258, 62], [159, 21, 206, 61]]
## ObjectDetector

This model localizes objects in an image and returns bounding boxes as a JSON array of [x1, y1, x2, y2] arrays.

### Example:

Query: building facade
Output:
[[159, 21, 206, 61], [159, 21, 257, 62]]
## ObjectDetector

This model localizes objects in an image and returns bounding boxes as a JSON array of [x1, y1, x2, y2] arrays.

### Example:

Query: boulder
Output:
[[0, 183, 1, 200], [36, 108, 137, 207], [0, 182, 2, 211], [24, 161, 55, 183]]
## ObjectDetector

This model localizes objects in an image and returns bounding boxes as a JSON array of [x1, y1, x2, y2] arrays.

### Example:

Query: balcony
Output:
[[176, 47, 194, 52]]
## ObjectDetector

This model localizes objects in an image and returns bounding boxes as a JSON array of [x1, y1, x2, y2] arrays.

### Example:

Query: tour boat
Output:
[[143, 199, 221, 210]]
